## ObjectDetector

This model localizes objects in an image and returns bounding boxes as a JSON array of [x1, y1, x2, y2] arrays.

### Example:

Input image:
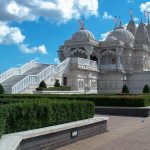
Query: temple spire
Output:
[[78, 20, 85, 30], [130, 8, 133, 20], [114, 16, 117, 29], [119, 20, 124, 29], [148, 11, 150, 24], [144, 11, 150, 24]]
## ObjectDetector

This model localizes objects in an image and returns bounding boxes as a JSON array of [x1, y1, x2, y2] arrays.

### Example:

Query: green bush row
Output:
[[0, 94, 150, 107], [36, 86, 71, 91], [0, 99, 94, 138]]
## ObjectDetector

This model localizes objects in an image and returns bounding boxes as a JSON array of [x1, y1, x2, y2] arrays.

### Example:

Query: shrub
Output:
[[0, 108, 5, 138], [122, 85, 129, 94], [39, 80, 47, 89], [54, 80, 60, 87], [143, 84, 149, 93], [46, 86, 71, 91], [0, 84, 4, 94], [0, 100, 94, 137]]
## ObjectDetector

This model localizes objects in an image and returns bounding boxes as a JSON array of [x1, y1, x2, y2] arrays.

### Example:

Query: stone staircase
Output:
[[1, 64, 50, 93]]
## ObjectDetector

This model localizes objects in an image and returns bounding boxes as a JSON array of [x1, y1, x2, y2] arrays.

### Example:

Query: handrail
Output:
[[0, 60, 38, 83], [12, 65, 56, 94], [11, 58, 71, 94], [56, 57, 70, 74]]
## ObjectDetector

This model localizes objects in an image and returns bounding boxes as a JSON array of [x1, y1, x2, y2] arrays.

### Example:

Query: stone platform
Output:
[[0, 116, 108, 150]]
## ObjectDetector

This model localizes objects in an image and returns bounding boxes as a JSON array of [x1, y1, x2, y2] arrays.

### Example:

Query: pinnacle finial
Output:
[[114, 16, 117, 29], [130, 8, 133, 20], [148, 12, 150, 24], [78, 20, 85, 30]]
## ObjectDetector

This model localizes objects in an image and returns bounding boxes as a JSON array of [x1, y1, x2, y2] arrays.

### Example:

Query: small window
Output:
[[112, 57, 116, 64]]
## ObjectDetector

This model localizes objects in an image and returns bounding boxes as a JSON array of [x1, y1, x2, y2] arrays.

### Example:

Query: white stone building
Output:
[[1, 17, 150, 94]]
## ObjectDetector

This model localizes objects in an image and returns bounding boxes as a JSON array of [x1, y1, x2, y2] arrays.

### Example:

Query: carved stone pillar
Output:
[[116, 47, 123, 70]]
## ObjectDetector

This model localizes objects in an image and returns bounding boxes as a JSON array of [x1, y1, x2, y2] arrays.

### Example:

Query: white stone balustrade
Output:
[[0, 60, 38, 84]]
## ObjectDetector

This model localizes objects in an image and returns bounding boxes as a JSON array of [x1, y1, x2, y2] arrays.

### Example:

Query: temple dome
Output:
[[105, 35, 117, 42], [135, 22, 150, 44], [127, 20, 137, 36], [110, 27, 135, 44], [71, 29, 95, 41]]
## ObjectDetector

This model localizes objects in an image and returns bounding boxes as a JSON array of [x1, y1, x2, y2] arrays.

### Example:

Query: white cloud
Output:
[[0, 0, 99, 23], [0, 0, 99, 54], [103, 12, 113, 20], [54, 58, 60, 64], [19, 44, 47, 54], [0, 22, 47, 54], [134, 17, 140, 22], [140, 2, 150, 13], [0, 21, 25, 44], [100, 31, 110, 41], [127, 0, 135, 3]]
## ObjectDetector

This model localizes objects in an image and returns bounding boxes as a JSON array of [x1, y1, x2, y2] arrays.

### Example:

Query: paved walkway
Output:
[[57, 116, 150, 150]]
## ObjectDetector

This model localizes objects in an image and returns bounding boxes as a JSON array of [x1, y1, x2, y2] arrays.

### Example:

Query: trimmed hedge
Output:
[[36, 86, 71, 91], [0, 94, 150, 107], [0, 100, 94, 137], [0, 84, 4, 94]]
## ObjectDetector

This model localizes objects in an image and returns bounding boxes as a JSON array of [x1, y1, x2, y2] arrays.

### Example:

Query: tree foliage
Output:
[[54, 80, 60, 87], [39, 80, 47, 88], [121, 84, 129, 94], [143, 84, 149, 93]]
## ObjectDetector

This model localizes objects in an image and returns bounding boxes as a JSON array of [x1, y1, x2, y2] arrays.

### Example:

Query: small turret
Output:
[[127, 20, 137, 36], [135, 22, 150, 45], [127, 8, 137, 36]]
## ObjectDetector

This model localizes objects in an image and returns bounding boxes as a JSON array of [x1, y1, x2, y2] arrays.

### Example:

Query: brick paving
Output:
[[57, 116, 150, 150]]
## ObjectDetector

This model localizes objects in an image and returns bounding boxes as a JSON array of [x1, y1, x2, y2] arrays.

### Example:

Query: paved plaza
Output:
[[57, 116, 150, 150]]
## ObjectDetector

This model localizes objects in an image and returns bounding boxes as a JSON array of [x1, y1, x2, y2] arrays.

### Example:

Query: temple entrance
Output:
[[63, 77, 67, 86], [90, 55, 98, 63]]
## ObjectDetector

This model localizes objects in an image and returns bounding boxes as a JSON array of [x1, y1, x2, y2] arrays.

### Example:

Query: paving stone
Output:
[[57, 116, 150, 150]]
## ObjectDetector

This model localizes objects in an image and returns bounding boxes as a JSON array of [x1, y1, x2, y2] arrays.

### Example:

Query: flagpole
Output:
[[148, 12, 150, 24], [130, 8, 133, 20]]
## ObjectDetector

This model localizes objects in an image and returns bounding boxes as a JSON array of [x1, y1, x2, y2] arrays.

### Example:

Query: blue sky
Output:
[[0, 0, 149, 72]]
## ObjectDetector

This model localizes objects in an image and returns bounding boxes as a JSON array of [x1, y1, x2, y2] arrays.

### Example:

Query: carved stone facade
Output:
[[57, 19, 150, 94]]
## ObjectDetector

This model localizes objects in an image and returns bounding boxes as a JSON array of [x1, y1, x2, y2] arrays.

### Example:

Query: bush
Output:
[[46, 86, 71, 91], [0, 94, 150, 107], [54, 80, 60, 87], [0, 100, 94, 137], [0, 84, 4, 94], [143, 84, 149, 93], [39, 80, 47, 88], [122, 85, 129, 94]]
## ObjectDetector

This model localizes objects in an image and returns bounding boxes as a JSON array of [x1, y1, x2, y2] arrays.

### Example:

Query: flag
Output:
[[130, 8, 132, 16], [114, 16, 117, 23], [144, 11, 148, 17]]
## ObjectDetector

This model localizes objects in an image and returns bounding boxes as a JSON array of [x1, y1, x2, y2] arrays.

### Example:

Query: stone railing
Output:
[[11, 65, 56, 94], [71, 57, 98, 71], [100, 64, 117, 70], [0, 60, 38, 84], [56, 57, 71, 75]]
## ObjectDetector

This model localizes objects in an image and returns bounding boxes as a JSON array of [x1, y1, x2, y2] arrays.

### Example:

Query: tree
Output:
[[0, 84, 4, 94], [121, 84, 129, 94], [143, 84, 149, 93], [54, 80, 60, 87], [39, 80, 47, 88]]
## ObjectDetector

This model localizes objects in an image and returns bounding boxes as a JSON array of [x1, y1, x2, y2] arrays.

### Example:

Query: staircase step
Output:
[[23, 64, 50, 75]]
